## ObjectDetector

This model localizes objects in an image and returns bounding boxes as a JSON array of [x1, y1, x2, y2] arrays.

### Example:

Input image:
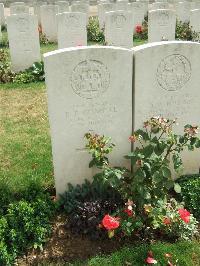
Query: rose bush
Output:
[[85, 117, 200, 240]]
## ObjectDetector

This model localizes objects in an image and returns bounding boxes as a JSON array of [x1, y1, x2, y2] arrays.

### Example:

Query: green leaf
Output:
[[152, 171, 163, 183], [135, 129, 149, 141], [164, 180, 174, 190], [142, 145, 154, 157], [161, 166, 171, 178], [135, 168, 146, 182], [195, 139, 200, 148], [174, 183, 181, 193]]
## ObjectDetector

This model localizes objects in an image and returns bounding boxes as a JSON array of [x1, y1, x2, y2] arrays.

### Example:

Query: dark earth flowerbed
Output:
[[18, 214, 128, 265]]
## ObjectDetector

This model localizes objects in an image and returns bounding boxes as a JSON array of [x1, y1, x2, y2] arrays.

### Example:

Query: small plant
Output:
[[178, 175, 200, 220], [86, 118, 200, 211], [59, 179, 122, 214], [85, 132, 115, 167], [133, 20, 148, 41], [13, 71, 36, 83], [147, 198, 198, 241], [39, 32, 51, 45], [68, 199, 120, 239], [0, 49, 15, 83], [176, 20, 200, 41], [29, 61, 45, 81], [0, 196, 54, 265], [13, 61, 45, 83], [87, 16, 105, 44]]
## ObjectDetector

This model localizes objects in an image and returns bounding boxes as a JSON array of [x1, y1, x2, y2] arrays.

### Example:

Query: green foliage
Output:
[[0, 195, 54, 266], [178, 175, 200, 220], [148, 198, 198, 241], [13, 71, 36, 83], [176, 20, 200, 41], [59, 179, 122, 214], [13, 61, 45, 83], [0, 49, 15, 83], [39, 32, 51, 45], [85, 133, 115, 168], [0, 48, 45, 84], [0, 32, 9, 48], [87, 17, 105, 43], [86, 118, 200, 214]]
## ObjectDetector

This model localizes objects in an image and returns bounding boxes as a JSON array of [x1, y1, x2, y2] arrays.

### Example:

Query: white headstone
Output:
[[98, 2, 114, 29], [7, 14, 41, 72], [175, 1, 190, 22], [0, 3, 5, 26], [132, 41, 200, 175], [44, 46, 132, 196], [40, 4, 59, 42], [115, 0, 129, 10], [71, 2, 89, 20], [190, 9, 200, 32], [57, 12, 87, 48], [56, 1, 70, 13], [10, 2, 29, 14], [148, 9, 176, 42], [191, 1, 200, 10], [129, 2, 145, 33], [33, 1, 47, 25], [105, 10, 133, 48], [150, 2, 170, 10]]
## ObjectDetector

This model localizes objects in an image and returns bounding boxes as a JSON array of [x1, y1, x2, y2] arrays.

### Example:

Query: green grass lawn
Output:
[[85, 241, 200, 266], [0, 82, 54, 194]]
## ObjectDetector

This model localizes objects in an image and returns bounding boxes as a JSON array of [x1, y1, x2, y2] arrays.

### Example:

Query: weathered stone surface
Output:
[[190, 9, 200, 32], [57, 12, 87, 48], [7, 13, 41, 72], [40, 4, 59, 42], [56, 0, 70, 13], [148, 9, 176, 42], [98, 2, 114, 29], [44, 46, 132, 196], [105, 10, 133, 48], [132, 41, 200, 174]]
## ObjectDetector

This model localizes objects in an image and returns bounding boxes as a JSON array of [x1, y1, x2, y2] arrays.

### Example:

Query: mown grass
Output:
[[85, 241, 200, 266], [0, 82, 54, 193], [37, 241, 200, 265]]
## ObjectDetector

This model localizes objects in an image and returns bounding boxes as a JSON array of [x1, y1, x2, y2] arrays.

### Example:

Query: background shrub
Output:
[[0, 49, 15, 83], [176, 20, 200, 41], [87, 17, 105, 44], [0, 180, 55, 265], [178, 175, 200, 220]]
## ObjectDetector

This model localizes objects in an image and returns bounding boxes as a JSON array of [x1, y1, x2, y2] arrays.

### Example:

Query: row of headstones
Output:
[[43, 42, 200, 196], [98, 1, 200, 29], [5, 6, 200, 72]]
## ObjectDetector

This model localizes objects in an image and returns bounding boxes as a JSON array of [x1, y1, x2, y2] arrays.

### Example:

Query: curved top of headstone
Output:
[[132, 41, 200, 52], [43, 45, 132, 58]]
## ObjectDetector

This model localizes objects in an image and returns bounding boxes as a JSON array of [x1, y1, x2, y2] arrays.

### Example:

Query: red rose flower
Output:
[[102, 215, 120, 230], [124, 209, 133, 216], [163, 217, 171, 225], [145, 257, 157, 264], [135, 25, 142, 33], [178, 209, 190, 223]]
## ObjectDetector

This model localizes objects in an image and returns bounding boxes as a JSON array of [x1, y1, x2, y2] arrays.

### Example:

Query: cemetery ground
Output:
[[1, 29, 200, 266], [1, 82, 200, 264]]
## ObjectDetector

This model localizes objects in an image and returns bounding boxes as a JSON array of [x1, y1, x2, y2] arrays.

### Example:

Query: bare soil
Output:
[[17, 214, 128, 266]]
